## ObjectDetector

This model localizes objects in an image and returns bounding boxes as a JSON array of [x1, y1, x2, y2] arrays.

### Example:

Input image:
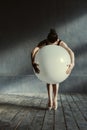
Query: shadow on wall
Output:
[[73, 42, 87, 75], [0, 0, 87, 75], [30, 42, 87, 75], [59, 75, 87, 93], [14, 42, 87, 75], [73, 42, 87, 57], [0, 75, 87, 94], [0, 75, 46, 94], [0, 41, 87, 76], [0, 0, 87, 49]]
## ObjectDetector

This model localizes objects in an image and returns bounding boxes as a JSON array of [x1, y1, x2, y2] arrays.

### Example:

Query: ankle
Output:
[[53, 97, 57, 102], [53, 99, 58, 110]]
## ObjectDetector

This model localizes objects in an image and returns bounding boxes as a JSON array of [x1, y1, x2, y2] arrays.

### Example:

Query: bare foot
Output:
[[53, 99, 58, 110], [48, 100, 53, 110]]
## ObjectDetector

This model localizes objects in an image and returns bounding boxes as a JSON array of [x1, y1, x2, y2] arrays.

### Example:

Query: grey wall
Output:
[[0, 0, 87, 94]]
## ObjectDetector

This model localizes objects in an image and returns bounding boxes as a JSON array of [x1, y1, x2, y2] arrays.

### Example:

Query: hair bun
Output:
[[50, 29, 56, 34]]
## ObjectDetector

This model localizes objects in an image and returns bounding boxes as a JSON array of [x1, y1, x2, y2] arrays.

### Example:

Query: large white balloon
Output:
[[34, 45, 71, 84]]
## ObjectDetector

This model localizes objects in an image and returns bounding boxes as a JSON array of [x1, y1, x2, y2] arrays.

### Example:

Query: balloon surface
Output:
[[34, 45, 71, 84]]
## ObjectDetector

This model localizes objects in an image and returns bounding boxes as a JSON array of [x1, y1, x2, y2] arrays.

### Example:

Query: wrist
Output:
[[71, 63, 74, 69]]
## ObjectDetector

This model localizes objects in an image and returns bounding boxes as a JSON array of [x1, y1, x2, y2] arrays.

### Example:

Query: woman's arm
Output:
[[31, 47, 40, 65], [31, 46, 40, 73], [59, 41, 75, 74], [31, 40, 46, 64]]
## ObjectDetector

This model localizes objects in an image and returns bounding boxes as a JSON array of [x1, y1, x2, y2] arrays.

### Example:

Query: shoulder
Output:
[[32, 39, 47, 52], [37, 39, 47, 48], [56, 39, 62, 45], [56, 39, 67, 46], [59, 40, 68, 48], [59, 41, 73, 53]]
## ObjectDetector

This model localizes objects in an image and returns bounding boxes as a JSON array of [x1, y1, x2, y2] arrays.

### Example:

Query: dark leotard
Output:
[[37, 39, 62, 48]]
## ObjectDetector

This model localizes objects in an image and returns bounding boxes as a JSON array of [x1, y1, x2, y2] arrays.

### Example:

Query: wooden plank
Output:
[[77, 94, 87, 103], [0, 120, 10, 130], [1, 105, 22, 121], [71, 94, 87, 121], [0, 95, 34, 130], [20, 96, 41, 107], [11, 109, 29, 130], [15, 97, 42, 130], [29, 98, 47, 130], [66, 94, 87, 130], [0, 94, 87, 130], [41, 109, 54, 130], [75, 94, 87, 109], [11, 97, 41, 129], [0, 104, 22, 128], [54, 95, 66, 130], [0, 95, 41, 130], [16, 111, 34, 130], [75, 94, 87, 119], [81, 94, 87, 100], [60, 94, 79, 130]]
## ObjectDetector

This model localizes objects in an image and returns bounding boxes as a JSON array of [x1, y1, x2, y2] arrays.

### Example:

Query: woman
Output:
[[31, 29, 75, 110]]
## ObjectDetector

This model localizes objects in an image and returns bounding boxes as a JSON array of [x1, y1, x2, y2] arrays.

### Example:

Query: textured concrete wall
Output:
[[0, 0, 87, 93]]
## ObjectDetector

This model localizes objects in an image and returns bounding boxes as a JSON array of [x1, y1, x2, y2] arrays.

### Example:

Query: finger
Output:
[[36, 64, 39, 66], [66, 68, 71, 74], [36, 69, 40, 74], [34, 62, 39, 65], [67, 64, 70, 67], [66, 69, 69, 74], [35, 67, 40, 74]]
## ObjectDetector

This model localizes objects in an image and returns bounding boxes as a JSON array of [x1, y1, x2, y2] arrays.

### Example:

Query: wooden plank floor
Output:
[[0, 93, 87, 130]]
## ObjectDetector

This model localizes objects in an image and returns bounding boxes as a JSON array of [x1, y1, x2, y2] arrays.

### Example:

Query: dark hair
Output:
[[47, 29, 58, 43]]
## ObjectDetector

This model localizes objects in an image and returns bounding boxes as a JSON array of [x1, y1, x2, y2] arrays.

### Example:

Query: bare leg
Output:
[[47, 83, 53, 110], [52, 84, 59, 110]]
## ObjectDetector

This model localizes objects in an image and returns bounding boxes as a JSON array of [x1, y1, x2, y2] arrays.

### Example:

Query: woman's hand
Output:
[[66, 63, 74, 74], [32, 62, 40, 74]]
